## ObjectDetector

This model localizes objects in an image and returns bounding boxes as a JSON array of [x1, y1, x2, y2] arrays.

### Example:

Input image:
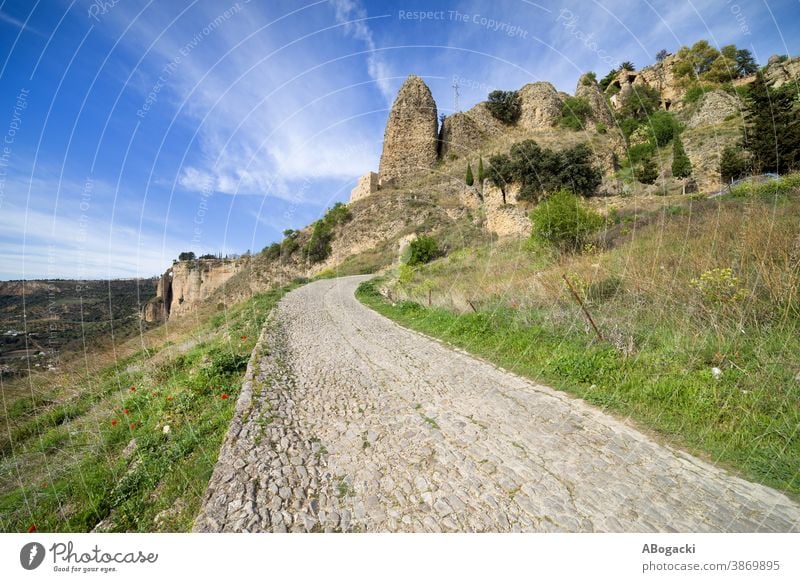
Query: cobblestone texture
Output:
[[195, 276, 800, 532]]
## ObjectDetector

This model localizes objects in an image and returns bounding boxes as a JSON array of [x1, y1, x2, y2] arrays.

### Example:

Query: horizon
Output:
[[1, 0, 798, 280]]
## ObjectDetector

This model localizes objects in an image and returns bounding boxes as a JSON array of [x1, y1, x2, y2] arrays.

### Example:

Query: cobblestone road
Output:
[[194, 276, 800, 532]]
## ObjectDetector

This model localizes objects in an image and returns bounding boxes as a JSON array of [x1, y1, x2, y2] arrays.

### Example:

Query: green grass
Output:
[[357, 272, 800, 495], [0, 283, 297, 532]]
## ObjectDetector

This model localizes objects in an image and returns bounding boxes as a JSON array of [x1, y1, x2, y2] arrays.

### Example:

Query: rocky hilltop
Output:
[[145, 46, 800, 322]]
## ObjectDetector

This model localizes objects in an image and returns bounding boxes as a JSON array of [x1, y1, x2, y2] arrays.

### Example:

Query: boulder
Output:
[[518, 82, 562, 130]]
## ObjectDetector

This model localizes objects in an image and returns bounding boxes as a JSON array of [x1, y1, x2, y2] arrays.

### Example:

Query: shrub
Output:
[[644, 110, 679, 147], [595, 122, 607, 134], [690, 268, 747, 307], [558, 96, 592, 131], [719, 145, 749, 184], [530, 189, 603, 251], [304, 203, 352, 263], [683, 84, 716, 104], [637, 156, 659, 184], [407, 235, 439, 266], [178, 252, 196, 261], [671, 134, 692, 179], [263, 243, 281, 261], [486, 90, 521, 124]]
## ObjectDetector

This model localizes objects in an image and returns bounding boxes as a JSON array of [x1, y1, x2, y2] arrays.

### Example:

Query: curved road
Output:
[[195, 275, 800, 532]]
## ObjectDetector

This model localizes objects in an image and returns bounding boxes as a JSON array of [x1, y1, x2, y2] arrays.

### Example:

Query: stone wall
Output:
[[688, 90, 741, 128], [349, 172, 379, 203], [378, 75, 439, 184]]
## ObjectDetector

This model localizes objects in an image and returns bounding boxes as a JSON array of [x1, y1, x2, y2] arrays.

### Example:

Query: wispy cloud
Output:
[[329, 0, 394, 104], [0, 9, 45, 38]]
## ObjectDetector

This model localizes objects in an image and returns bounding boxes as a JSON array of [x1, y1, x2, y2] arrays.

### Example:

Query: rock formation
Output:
[[142, 259, 243, 322], [518, 82, 563, 129], [463, 101, 506, 136], [439, 112, 485, 159], [349, 171, 379, 203], [687, 90, 741, 127], [763, 55, 800, 88], [378, 75, 439, 185], [575, 74, 614, 127]]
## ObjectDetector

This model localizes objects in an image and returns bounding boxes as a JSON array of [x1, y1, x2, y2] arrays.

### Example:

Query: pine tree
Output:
[[720, 145, 749, 183], [465, 162, 474, 186], [743, 72, 800, 174], [671, 134, 692, 179], [637, 156, 659, 185]]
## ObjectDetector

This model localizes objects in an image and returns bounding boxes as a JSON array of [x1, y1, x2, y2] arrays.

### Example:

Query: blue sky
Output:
[[0, 0, 797, 279]]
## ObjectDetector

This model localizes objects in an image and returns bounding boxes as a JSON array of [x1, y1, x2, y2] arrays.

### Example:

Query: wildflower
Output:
[[130, 423, 137, 430], [711, 367, 723, 380], [221, 394, 229, 400], [111, 419, 118, 426], [130, 386, 136, 392], [162, 425, 171, 435], [152, 391, 157, 396], [123, 409, 129, 414], [167, 396, 173, 401], [27, 524, 37, 533], [240, 335, 248, 341]]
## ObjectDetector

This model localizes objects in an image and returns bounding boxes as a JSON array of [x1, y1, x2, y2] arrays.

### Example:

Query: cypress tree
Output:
[[638, 155, 659, 185], [743, 71, 800, 174], [477, 156, 485, 184], [465, 162, 474, 186], [671, 133, 692, 179]]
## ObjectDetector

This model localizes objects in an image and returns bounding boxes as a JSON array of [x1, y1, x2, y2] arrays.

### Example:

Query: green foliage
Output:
[[683, 84, 715, 104], [263, 242, 281, 261], [558, 96, 592, 131], [582, 72, 597, 85], [477, 156, 485, 184], [644, 110, 679, 147], [595, 122, 607, 134], [620, 61, 635, 71], [671, 134, 692, 179], [637, 155, 659, 184], [465, 162, 474, 186], [655, 49, 669, 62], [407, 235, 440, 266], [304, 202, 352, 263], [618, 84, 662, 121], [599, 68, 618, 91], [742, 72, 800, 174], [397, 264, 415, 285], [178, 251, 196, 261], [486, 90, 521, 124], [625, 142, 655, 166], [509, 140, 602, 201], [719, 145, 749, 183], [530, 189, 603, 251], [487, 153, 515, 202], [675, 41, 757, 86], [690, 268, 748, 307], [674, 40, 721, 80]]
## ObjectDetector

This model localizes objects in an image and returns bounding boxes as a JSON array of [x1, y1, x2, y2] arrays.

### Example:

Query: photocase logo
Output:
[[20, 542, 46, 570]]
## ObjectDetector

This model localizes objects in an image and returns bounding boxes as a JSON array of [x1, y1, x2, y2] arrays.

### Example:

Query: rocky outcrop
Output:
[[439, 112, 484, 159], [349, 172, 379, 203], [688, 90, 741, 127], [634, 53, 683, 109], [518, 82, 562, 130], [378, 75, 439, 185], [142, 259, 243, 322], [575, 74, 614, 126], [763, 55, 800, 88], [463, 102, 505, 136], [485, 205, 531, 238]]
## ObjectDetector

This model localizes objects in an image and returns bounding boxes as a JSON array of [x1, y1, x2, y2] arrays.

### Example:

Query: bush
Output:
[[683, 84, 716, 104], [486, 90, 521, 124], [671, 134, 692, 179], [719, 145, 749, 183], [595, 122, 607, 134], [304, 203, 352, 263], [263, 243, 281, 261], [178, 252, 196, 261], [637, 156, 659, 184], [530, 189, 603, 251], [644, 110, 679, 147], [558, 96, 592, 131], [407, 235, 439, 266]]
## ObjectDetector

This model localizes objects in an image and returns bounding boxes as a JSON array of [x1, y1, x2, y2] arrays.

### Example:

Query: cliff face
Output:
[[142, 259, 243, 322], [378, 75, 439, 185]]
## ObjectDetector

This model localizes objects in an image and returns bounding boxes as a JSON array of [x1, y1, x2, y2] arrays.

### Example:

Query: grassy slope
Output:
[[357, 182, 800, 495], [0, 284, 296, 532]]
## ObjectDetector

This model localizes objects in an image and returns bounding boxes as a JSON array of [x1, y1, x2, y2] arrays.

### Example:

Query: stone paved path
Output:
[[194, 275, 800, 532]]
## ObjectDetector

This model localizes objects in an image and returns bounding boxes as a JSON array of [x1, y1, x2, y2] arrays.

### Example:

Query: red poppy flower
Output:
[[152, 391, 157, 396], [111, 419, 118, 426], [130, 423, 136, 430], [240, 336, 247, 341], [221, 394, 229, 400], [27, 524, 37, 533], [167, 396, 173, 401], [130, 386, 136, 392], [123, 409, 129, 414]]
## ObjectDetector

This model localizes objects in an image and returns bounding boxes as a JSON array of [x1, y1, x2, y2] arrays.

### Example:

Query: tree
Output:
[[620, 61, 635, 71], [674, 40, 720, 81], [558, 143, 602, 196], [581, 72, 597, 85], [530, 189, 603, 251], [558, 96, 592, 131], [486, 90, 521, 124], [656, 49, 669, 62], [644, 110, 679, 147], [477, 156, 485, 184], [599, 68, 618, 91], [465, 162, 474, 186], [735, 48, 758, 77], [671, 134, 692, 191], [637, 155, 659, 184], [178, 251, 196, 261], [407, 235, 439, 266], [719, 145, 749, 183], [742, 72, 800, 174], [618, 84, 662, 121], [487, 153, 515, 204]]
